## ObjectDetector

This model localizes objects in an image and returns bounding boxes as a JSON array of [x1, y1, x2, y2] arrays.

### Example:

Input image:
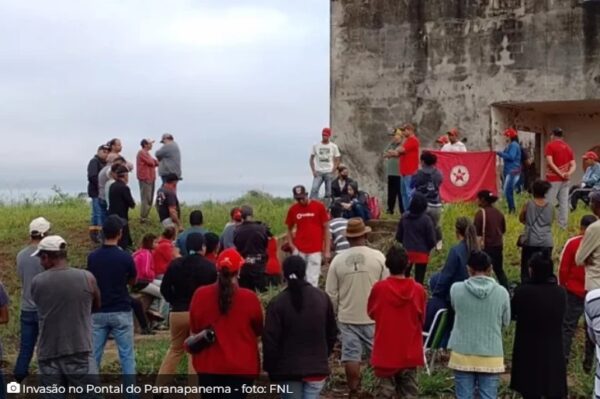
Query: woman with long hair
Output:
[[339, 181, 370, 221], [263, 256, 337, 398], [189, 248, 263, 398], [496, 128, 522, 213]]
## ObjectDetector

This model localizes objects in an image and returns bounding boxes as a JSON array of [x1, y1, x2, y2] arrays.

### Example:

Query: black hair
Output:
[[532, 179, 552, 199], [103, 224, 121, 240], [111, 163, 123, 173], [420, 151, 437, 166], [468, 251, 492, 272], [39, 249, 67, 260], [456, 217, 480, 254], [218, 267, 235, 315], [141, 233, 156, 250], [408, 192, 428, 215], [528, 252, 554, 282], [510, 136, 519, 142], [112, 156, 126, 164], [477, 190, 498, 205], [385, 244, 409, 275], [283, 256, 307, 313], [107, 138, 120, 148], [204, 232, 220, 254], [189, 210, 204, 226], [347, 181, 359, 196], [162, 226, 177, 240], [330, 203, 343, 218], [581, 214, 598, 228], [185, 233, 205, 254]]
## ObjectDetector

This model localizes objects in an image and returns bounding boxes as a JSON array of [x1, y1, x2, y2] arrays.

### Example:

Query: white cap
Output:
[[29, 217, 51, 236], [31, 235, 67, 257]]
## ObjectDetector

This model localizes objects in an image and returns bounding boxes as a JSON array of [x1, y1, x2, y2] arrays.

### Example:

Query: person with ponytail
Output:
[[156, 233, 217, 388], [189, 248, 263, 398], [425, 217, 479, 331], [263, 256, 337, 398]]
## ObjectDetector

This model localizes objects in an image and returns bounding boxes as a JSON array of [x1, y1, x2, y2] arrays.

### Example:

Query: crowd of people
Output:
[[3, 126, 600, 399]]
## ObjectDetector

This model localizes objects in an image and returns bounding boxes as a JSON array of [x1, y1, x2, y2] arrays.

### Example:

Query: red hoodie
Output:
[[368, 277, 426, 377], [153, 238, 175, 276], [265, 237, 282, 276], [559, 236, 586, 298]]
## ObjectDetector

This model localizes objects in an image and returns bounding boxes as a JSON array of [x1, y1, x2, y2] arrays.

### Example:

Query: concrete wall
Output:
[[331, 0, 600, 194]]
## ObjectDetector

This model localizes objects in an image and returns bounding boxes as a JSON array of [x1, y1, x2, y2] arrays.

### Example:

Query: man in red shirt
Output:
[[545, 128, 576, 228], [385, 123, 420, 212], [285, 185, 331, 287], [136, 138, 159, 223], [560, 214, 597, 372]]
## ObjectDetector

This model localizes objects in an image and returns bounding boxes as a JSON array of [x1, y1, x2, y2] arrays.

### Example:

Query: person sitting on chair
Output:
[[570, 151, 600, 211]]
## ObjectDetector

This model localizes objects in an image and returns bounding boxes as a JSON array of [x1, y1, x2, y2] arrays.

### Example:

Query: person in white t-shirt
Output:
[[441, 128, 467, 152], [310, 127, 341, 200]]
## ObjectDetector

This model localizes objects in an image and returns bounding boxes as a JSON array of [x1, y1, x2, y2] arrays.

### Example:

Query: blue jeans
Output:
[[342, 202, 371, 221], [90, 197, 103, 226], [401, 174, 414, 211], [310, 172, 333, 199], [97, 199, 108, 226], [454, 371, 499, 399], [503, 173, 520, 213], [92, 311, 136, 390], [281, 380, 326, 399], [13, 311, 39, 382]]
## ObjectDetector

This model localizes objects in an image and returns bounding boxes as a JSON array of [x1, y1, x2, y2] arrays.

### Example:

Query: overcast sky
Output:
[[0, 0, 329, 202]]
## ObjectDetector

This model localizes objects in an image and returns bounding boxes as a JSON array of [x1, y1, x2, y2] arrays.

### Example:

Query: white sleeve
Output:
[[333, 144, 341, 157], [311, 144, 318, 156]]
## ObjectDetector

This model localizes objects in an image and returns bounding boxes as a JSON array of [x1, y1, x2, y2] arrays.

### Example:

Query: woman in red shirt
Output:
[[189, 248, 264, 398]]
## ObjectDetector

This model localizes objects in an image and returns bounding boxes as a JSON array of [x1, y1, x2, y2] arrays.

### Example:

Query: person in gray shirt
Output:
[[156, 133, 182, 182], [31, 235, 101, 395], [519, 179, 554, 283], [13, 217, 51, 383]]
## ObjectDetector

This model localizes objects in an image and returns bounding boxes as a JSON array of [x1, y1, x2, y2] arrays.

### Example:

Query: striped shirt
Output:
[[585, 289, 600, 399], [329, 218, 350, 253]]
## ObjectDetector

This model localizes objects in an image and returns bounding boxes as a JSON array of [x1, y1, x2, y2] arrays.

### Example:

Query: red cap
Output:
[[583, 151, 599, 161], [322, 127, 331, 137], [436, 135, 449, 144], [503, 128, 518, 139], [447, 128, 459, 137], [216, 248, 245, 273]]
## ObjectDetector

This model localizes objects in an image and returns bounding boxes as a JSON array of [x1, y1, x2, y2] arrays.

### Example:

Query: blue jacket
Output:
[[583, 163, 600, 191], [497, 141, 522, 176], [395, 212, 436, 254], [431, 240, 469, 301]]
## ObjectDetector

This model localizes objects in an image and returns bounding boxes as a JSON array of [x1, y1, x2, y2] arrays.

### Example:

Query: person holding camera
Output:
[[189, 248, 264, 398]]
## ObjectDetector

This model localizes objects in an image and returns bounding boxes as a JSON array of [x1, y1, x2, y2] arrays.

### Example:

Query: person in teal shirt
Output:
[[176, 210, 206, 256]]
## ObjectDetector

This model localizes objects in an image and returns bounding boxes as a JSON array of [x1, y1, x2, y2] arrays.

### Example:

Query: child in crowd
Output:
[[560, 214, 598, 371], [368, 244, 426, 399], [395, 193, 437, 284]]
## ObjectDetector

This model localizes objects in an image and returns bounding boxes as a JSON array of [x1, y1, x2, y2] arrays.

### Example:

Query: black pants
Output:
[[387, 175, 404, 214], [405, 263, 427, 284], [130, 296, 149, 330], [197, 374, 253, 399], [118, 223, 132, 250], [569, 186, 592, 210], [239, 262, 266, 293], [484, 247, 509, 290], [520, 246, 552, 283], [563, 291, 595, 363]]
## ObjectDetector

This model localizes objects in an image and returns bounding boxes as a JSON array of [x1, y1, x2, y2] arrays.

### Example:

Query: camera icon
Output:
[[6, 382, 21, 394]]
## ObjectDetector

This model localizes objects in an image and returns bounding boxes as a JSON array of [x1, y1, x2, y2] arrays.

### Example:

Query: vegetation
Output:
[[0, 190, 595, 397]]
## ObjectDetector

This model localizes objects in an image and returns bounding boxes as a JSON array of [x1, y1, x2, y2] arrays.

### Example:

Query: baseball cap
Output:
[[140, 138, 155, 147], [29, 217, 51, 236], [163, 173, 181, 183], [447, 128, 459, 137], [160, 133, 174, 143], [102, 215, 127, 237], [436, 135, 449, 144], [503, 128, 518, 139], [292, 185, 308, 200], [32, 235, 67, 257], [322, 127, 331, 137], [216, 248, 245, 273], [98, 144, 110, 151], [240, 205, 254, 220], [551, 127, 564, 136], [583, 151, 599, 161]]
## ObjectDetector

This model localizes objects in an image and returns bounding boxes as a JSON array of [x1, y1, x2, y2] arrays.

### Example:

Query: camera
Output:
[[7, 382, 21, 394]]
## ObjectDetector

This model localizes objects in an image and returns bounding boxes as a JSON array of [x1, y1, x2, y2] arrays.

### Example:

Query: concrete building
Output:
[[331, 0, 600, 194]]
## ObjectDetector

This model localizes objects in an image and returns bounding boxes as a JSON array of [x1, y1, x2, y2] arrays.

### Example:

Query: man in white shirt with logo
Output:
[[310, 127, 341, 200], [441, 128, 467, 152]]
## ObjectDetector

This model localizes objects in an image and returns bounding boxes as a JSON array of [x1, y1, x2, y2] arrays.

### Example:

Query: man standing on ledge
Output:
[[310, 127, 341, 201], [385, 123, 420, 212], [136, 138, 159, 223], [156, 133, 182, 184], [545, 127, 575, 229], [286, 185, 331, 287], [385, 129, 404, 215], [441, 128, 467, 152], [156, 173, 183, 232]]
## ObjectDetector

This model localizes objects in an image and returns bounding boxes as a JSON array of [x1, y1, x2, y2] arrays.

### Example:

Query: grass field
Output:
[[0, 189, 595, 397]]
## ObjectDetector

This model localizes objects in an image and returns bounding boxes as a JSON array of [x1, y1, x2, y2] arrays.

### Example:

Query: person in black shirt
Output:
[[234, 205, 269, 292], [156, 173, 182, 231], [156, 233, 217, 386], [331, 165, 356, 200], [108, 165, 135, 250], [87, 144, 110, 243]]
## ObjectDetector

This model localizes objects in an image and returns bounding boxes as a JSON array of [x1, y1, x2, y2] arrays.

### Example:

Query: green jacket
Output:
[[385, 142, 400, 176]]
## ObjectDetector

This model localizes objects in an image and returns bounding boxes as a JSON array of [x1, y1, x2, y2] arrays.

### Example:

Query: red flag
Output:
[[431, 151, 498, 203]]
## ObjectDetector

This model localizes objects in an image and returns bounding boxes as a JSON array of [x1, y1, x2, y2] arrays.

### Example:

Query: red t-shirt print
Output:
[[285, 200, 330, 254], [545, 139, 574, 182], [400, 135, 420, 176]]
